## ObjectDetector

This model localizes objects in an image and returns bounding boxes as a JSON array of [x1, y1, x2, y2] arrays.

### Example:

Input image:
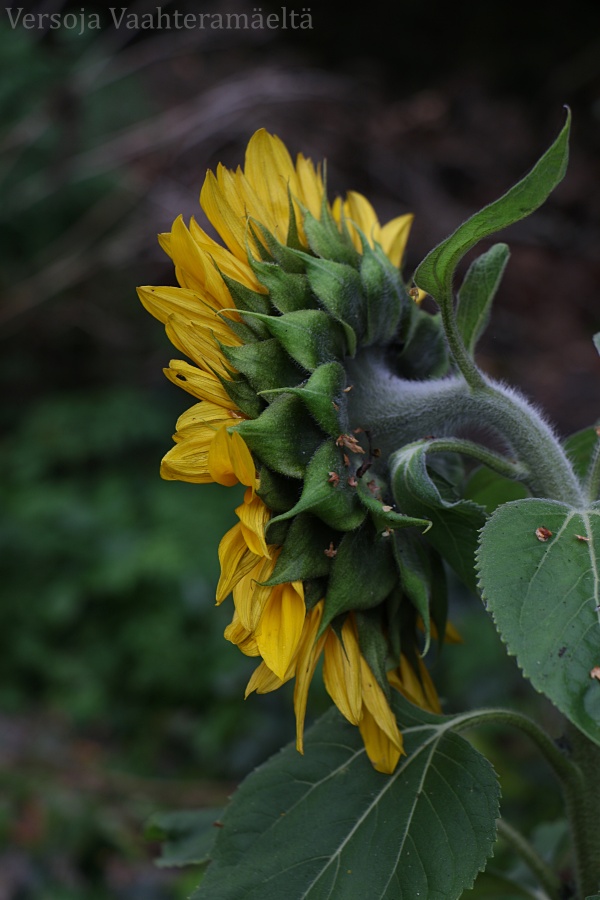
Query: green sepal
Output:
[[220, 373, 264, 419], [302, 200, 359, 266], [302, 255, 366, 338], [414, 110, 570, 310], [235, 395, 323, 478], [456, 243, 510, 356], [243, 309, 350, 372], [250, 258, 316, 313], [390, 441, 487, 593], [249, 219, 307, 273], [355, 607, 392, 699], [257, 467, 301, 514], [393, 530, 434, 655], [219, 271, 272, 323], [268, 439, 367, 531], [217, 311, 260, 346], [260, 362, 348, 436], [322, 520, 398, 627], [303, 577, 326, 611], [359, 240, 404, 345], [398, 308, 450, 378], [221, 338, 304, 394], [264, 517, 290, 546], [265, 513, 336, 585], [356, 472, 430, 534]]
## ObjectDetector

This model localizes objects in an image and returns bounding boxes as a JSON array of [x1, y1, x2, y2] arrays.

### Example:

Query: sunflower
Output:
[[138, 129, 447, 774]]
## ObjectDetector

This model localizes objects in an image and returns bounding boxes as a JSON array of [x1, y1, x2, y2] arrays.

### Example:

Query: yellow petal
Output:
[[163, 360, 232, 405], [295, 154, 324, 221], [223, 612, 260, 656], [255, 581, 306, 680], [358, 706, 404, 774], [236, 488, 270, 557], [293, 601, 326, 753], [208, 428, 256, 488], [322, 617, 362, 725], [165, 313, 239, 378], [245, 659, 293, 697], [379, 214, 413, 267], [244, 129, 299, 244], [216, 522, 260, 604], [388, 655, 442, 716], [189, 217, 263, 293], [343, 191, 380, 249], [232, 554, 277, 631], [359, 656, 403, 751], [200, 167, 250, 262], [160, 407, 235, 483]]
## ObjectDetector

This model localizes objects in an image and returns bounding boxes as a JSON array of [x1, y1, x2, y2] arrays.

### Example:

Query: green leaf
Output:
[[193, 696, 500, 900], [477, 498, 600, 745], [414, 111, 570, 308], [456, 243, 510, 355], [390, 442, 487, 593], [146, 808, 222, 868], [464, 466, 529, 514]]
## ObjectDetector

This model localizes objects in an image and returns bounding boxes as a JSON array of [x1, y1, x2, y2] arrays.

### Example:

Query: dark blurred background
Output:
[[1, 0, 600, 896]]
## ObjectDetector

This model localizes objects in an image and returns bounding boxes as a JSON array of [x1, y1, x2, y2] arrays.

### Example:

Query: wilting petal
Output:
[[223, 611, 259, 657], [208, 427, 255, 488], [255, 581, 305, 680], [293, 601, 326, 753], [359, 656, 403, 751], [232, 554, 277, 632], [322, 616, 362, 726], [216, 523, 260, 604], [236, 488, 270, 557], [358, 706, 404, 774], [245, 659, 294, 697]]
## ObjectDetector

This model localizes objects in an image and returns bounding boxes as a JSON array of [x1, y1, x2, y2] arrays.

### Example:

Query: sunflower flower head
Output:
[[138, 129, 453, 774]]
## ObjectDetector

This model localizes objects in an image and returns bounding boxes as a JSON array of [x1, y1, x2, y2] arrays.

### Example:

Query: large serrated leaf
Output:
[[146, 808, 223, 868], [414, 112, 570, 309], [193, 696, 500, 900], [477, 498, 600, 745]]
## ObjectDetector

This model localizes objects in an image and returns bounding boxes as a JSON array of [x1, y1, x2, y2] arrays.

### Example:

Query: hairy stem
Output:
[[496, 818, 562, 900]]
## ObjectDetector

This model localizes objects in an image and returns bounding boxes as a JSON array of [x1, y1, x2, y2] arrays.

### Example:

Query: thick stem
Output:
[[347, 354, 584, 506], [562, 724, 600, 897]]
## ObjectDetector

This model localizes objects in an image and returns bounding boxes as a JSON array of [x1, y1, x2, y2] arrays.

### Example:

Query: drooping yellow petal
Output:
[[358, 706, 404, 774], [359, 656, 403, 751], [208, 427, 256, 488], [293, 601, 326, 753], [163, 360, 232, 405], [236, 488, 270, 557], [160, 406, 236, 483], [322, 617, 362, 726], [189, 217, 264, 293], [255, 581, 306, 680], [216, 522, 261, 604], [388, 655, 441, 714], [223, 612, 260, 656], [232, 554, 277, 632], [245, 659, 294, 697]]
